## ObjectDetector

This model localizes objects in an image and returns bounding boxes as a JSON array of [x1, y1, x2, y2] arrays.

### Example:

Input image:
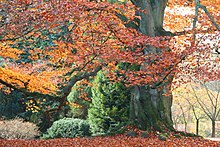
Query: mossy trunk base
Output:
[[129, 84, 173, 131]]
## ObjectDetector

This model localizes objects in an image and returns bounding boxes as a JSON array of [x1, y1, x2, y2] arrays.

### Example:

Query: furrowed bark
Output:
[[129, 0, 174, 131]]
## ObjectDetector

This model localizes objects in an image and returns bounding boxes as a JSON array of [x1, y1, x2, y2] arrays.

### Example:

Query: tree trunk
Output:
[[196, 119, 199, 136], [129, 84, 173, 131], [129, 0, 174, 131], [211, 120, 216, 137]]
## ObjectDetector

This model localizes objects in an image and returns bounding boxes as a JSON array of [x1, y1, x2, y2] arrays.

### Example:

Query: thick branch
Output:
[[61, 65, 102, 98], [44, 65, 103, 114], [64, 55, 98, 76], [198, 4, 220, 31], [192, 0, 220, 42]]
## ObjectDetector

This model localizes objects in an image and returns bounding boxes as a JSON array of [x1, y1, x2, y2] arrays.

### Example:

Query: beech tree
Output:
[[190, 81, 220, 137], [0, 0, 219, 131]]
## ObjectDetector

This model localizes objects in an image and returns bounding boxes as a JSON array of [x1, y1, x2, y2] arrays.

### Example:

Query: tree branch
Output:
[[198, 4, 220, 31], [60, 65, 102, 98], [0, 79, 56, 99], [190, 83, 212, 119]]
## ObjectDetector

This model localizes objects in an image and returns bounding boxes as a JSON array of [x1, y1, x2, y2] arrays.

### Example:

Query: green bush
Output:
[[67, 80, 92, 119], [0, 118, 40, 139], [88, 71, 130, 135], [42, 118, 91, 139]]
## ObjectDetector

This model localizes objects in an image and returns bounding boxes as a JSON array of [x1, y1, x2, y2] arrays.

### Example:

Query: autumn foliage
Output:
[[0, 0, 179, 95], [0, 0, 218, 95], [1, 134, 220, 146], [0, 0, 219, 145]]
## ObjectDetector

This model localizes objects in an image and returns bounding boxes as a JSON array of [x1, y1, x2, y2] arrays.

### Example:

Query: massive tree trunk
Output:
[[129, 0, 174, 130], [130, 83, 173, 131]]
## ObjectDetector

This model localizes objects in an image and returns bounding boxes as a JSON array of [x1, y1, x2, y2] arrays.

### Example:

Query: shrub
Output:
[[0, 118, 40, 139], [67, 80, 92, 119], [88, 71, 130, 135], [42, 118, 91, 139]]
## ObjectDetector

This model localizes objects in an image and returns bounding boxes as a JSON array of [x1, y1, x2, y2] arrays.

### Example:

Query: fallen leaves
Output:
[[0, 135, 219, 147]]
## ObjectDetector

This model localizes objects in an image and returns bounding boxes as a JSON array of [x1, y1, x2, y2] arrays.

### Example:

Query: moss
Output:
[[173, 134, 182, 138], [140, 131, 149, 138], [126, 130, 137, 137], [158, 134, 167, 141], [175, 131, 202, 138]]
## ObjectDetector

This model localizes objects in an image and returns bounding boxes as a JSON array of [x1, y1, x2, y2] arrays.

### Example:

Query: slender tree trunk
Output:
[[196, 119, 199, 136], [211, 120, 216, 137], [129, 0, 174, 131]]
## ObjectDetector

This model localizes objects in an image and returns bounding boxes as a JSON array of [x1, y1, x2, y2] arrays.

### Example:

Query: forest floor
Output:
[[1, 134, 220, 147]]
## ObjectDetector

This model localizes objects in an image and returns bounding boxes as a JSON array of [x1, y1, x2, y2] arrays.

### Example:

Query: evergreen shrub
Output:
[[42, 118, 91, 139], [88, 71, 130, 135]]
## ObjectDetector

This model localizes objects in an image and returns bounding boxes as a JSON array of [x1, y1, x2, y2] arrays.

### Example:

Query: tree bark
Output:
[[211, 120, 216, 137], [196, 119, 199, 136], [130, 84, 173, 131], [129, 0, 174, 131]]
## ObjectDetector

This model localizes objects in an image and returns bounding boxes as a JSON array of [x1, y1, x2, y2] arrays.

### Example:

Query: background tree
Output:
[[172, 96, 189, 132], [185, 98, 204, 136], [172, 85, 206, 136], [172, 81, 220, 137], [190, 81, 220, 137]]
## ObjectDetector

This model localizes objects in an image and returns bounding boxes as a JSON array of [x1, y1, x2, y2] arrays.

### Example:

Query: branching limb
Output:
[[192, 0, 220, 41], [0, 79, 56, 99], [197, 4, 220, 31]]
